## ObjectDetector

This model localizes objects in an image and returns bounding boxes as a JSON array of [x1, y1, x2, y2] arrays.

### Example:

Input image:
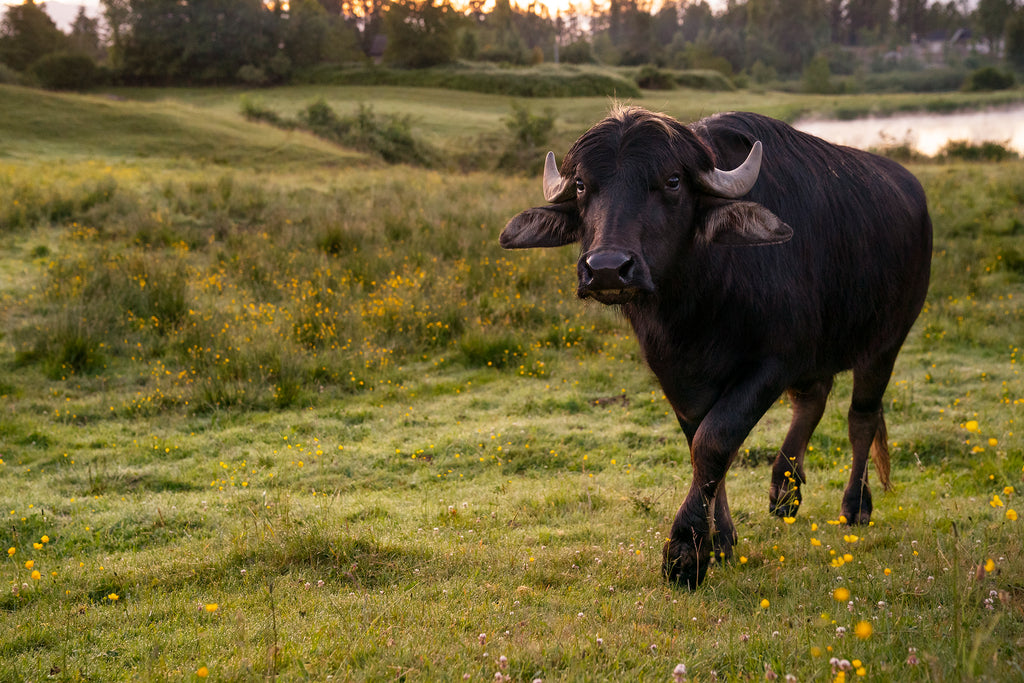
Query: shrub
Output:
[[857, 68, 968, 93], [962, 66, 1016, 91], [635, 65, 674, 90], [801, 55, 835, 94], [561, 40, 594, 64], [675, 69, 735, 91], [29, 51, 99, 90], [299, 99, 435, 166], [499, 102, 556, 171], [294, 64, 641, 98], [504, 101, 555, 148], [750, 60, 777, 85], [938, 140, 1019, 162], [0, 62, 22, 84], [239, 96, 293, 128], [236, 64, 268, 86]]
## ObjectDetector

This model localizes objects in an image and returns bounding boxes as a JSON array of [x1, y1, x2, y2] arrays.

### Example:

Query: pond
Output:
[[794, 105, 1024, 156]]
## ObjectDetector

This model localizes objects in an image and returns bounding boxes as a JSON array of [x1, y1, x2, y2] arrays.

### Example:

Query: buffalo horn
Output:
[[699, 141, 763, 198], [543, 151, 571, 203]]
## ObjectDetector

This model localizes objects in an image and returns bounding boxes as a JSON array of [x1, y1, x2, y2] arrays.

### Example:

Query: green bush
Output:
[[674, 69, 735, 91], [504, 102, 555, 148], [236, 64, 268, 86], [801, 55, 836, 94], [29, 52, 99, 90], [499, 102, 557, 170], [294, 64, 641, 98], [239, 96, 294, 128], [636, 65, 674, 90], [0, 62, 22, 84], [938, 139, 1019, 162], [855, 68, 968, 93], [962, 66, 1016, 91], [561, 40, 594, 64]]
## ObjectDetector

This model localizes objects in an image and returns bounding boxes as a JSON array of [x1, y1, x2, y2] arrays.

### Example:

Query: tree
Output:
[[101, 0, 131, 68], [1007, 9, 1024, 70], [281, 0, 331, 67], [744, 0, 830, 75], [894, 0, 928, 40], [975, 0, 1015, 53], [108, 0, 281, 84], [68, 6, 103, 60], [341, 0, 387, 58], [0, 0, 65, 71], [844, 0, 893, 44], [678, 0, 712, 43], [383, 0, 459, 68]]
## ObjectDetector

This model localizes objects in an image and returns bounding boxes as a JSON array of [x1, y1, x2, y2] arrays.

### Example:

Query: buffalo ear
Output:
[[500, 203, 582, 249], [700, 200, 793, 246]]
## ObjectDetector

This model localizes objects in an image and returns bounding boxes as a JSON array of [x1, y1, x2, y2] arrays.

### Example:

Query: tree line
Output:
[[2, 0, 1023, 89]]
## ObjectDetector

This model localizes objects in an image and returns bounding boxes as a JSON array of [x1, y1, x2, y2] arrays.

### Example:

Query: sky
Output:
[[4, 0, 694, 30]]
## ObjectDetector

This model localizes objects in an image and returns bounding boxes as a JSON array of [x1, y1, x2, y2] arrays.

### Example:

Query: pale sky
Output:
[[6, 0, 700, 23]]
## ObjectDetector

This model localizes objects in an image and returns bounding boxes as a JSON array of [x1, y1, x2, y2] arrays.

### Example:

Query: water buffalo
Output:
[[500, 106, 932, 588]]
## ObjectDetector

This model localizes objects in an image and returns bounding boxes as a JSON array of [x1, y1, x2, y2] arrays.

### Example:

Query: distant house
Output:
[[368, 34, 388, 65], [915, 28, 975, 64]]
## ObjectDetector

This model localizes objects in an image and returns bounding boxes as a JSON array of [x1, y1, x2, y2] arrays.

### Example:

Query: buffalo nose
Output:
[[583, 251, 636, 290]]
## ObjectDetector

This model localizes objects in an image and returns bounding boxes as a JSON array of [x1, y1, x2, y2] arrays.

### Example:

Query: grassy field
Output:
[[1, 82, 1023, 681]]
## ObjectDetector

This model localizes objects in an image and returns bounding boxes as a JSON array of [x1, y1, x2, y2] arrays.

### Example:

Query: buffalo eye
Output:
[[576, 178, 585, 195], [665, 174, 681, 191]]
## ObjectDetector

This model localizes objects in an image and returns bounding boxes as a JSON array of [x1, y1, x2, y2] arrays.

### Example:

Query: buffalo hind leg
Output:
[[843, 355, 897, 524], [769, 378, 833, 518]]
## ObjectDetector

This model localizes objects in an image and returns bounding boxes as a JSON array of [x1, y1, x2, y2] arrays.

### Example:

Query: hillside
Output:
[[0, 85, 368, 167]]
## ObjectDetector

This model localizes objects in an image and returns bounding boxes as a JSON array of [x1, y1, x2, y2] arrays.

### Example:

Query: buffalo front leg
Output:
[[663, 458, 738, 589], [769, 378, 833, 518], [663, 364, 788, 588]]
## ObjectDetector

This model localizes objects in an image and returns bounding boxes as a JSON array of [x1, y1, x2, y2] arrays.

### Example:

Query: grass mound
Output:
[[0, 84, 365, 166], [295, 63, 642, 98]]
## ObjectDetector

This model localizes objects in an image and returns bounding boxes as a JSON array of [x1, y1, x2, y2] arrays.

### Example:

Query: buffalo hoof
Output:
[[769, 460, 803, 518], [663, 528, 731, 589], [841, 487, 872, 525], [769, 483, 802, 519]]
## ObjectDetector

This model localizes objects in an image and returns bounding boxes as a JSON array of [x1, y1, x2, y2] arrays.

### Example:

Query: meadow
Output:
[[1, 82, 1022, 682]]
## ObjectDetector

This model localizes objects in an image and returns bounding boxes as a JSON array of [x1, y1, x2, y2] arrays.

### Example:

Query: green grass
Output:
[[1, 83, 1022, 681]]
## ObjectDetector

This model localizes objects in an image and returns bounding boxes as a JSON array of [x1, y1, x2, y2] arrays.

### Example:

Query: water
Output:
[[794, 106, 1024, 156]]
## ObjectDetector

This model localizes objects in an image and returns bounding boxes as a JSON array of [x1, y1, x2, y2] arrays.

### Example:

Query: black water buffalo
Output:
[[500, 106, 932, 588]]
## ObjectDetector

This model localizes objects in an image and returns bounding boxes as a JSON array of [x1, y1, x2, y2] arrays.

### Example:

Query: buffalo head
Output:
[[500, 107, 792, 305]]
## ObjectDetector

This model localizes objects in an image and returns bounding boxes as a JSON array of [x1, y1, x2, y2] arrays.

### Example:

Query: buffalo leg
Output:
[[664, 364, 788, 588], [712, 478, 738, 560], [769, 378, 833, 518], [843, 353, 897, 524]]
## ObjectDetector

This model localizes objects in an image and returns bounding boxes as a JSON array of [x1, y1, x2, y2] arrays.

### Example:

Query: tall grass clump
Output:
[[498, 102, 556, 170], [242, 98, 435, 166]]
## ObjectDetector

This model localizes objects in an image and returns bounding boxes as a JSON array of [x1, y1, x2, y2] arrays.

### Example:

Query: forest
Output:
[[2, 0, 1024, 90]]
